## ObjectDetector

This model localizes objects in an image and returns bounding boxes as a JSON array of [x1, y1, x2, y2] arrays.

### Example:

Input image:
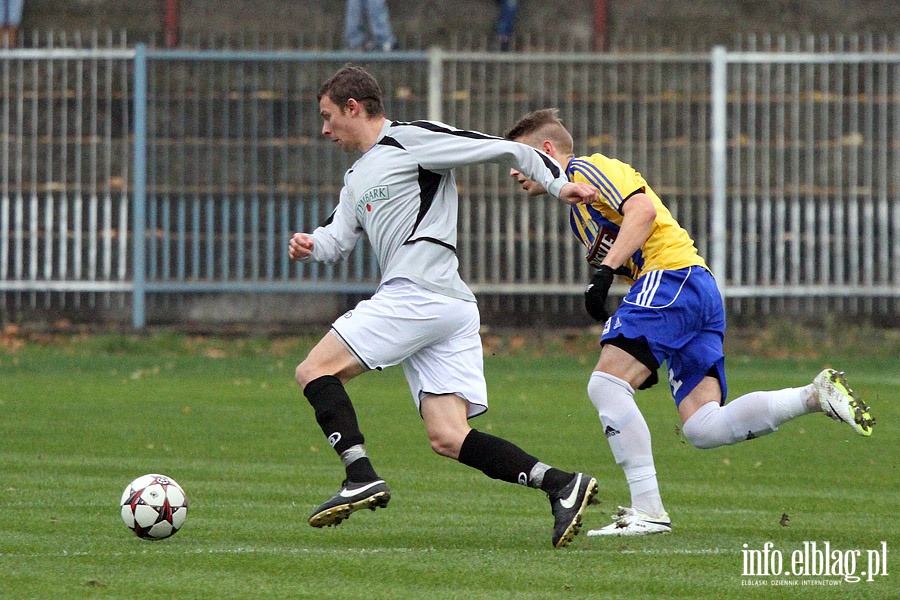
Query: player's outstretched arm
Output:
[[289, 232, 315, 261], [558, 182, 600, 206]]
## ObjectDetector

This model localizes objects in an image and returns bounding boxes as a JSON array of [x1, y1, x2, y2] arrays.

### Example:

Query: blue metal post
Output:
[[132, 44, 148, 329]]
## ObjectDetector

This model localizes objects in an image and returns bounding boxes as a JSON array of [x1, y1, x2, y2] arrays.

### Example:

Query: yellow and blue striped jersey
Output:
[[566, 153, 708, 282]]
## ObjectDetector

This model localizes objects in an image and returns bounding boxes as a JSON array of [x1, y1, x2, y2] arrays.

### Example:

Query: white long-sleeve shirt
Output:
[[305, 119, 570, 301]]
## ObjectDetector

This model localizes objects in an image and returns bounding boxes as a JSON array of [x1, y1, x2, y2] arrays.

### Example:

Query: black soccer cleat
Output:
[[548, 472, 599, 548], [308, 479, 391, 528]]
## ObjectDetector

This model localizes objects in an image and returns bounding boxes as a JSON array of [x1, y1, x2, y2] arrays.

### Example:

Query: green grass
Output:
[[0, 332, 897, 599]]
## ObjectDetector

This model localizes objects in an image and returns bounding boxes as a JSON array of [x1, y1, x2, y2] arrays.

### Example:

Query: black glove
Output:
[[584, 265, 615, 322]]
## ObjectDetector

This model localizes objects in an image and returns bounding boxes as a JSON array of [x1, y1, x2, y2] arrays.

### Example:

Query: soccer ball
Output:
[[120, 474, 188, 540]]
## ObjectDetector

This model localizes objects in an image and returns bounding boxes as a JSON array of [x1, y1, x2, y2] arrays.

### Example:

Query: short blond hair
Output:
[[504, 108, 574, 154]]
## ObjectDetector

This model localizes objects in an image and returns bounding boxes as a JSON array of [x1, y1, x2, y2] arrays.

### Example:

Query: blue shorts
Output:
[[601, 266, 727, 405]]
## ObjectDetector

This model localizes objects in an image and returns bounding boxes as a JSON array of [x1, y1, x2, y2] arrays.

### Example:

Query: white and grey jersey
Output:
[[305, 119, 570, 301]]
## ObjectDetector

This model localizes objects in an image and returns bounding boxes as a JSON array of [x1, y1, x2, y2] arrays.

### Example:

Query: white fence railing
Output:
[[1, 45, 899, 327]]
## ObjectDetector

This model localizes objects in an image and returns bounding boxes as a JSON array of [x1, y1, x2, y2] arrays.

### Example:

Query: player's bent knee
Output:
[[681, 406, 734, 449], [295, 361, 319, 389], [426, 431, 463, 459], [429, 439, 456, 458], [682, 430, 721, 450]]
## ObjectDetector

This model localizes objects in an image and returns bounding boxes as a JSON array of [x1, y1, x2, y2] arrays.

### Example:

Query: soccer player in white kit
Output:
[[289, 66, 600, 548]]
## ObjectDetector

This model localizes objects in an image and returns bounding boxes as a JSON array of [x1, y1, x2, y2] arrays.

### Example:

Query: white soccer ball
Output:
[[120, 474, 189, 540]]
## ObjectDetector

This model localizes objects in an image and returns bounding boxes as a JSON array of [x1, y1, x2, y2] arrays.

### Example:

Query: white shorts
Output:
[[330, 278, 488, 418]]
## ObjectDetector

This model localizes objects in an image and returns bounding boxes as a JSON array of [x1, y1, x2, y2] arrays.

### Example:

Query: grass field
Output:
[[0, 330, 897, 599]]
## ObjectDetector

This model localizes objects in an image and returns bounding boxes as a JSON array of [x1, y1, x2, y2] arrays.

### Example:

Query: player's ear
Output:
[[542, 140, 555, 156]]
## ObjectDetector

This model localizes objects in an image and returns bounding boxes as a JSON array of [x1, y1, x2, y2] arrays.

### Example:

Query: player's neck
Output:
[[358, 116, 388, 153]]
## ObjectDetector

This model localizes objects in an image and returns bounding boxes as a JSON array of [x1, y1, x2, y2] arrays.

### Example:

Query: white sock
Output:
[[682, 385, 814, 449], [588, 371, 666, 518]]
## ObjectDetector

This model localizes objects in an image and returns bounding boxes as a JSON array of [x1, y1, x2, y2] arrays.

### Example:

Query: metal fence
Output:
[[1, 45, 899, 328]]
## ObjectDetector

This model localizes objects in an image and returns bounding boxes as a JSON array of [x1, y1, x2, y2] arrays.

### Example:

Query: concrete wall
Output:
[[20, 1, 900, 49]]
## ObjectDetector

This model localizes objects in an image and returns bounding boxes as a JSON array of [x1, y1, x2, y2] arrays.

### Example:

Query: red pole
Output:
[[163, 0, 180, 49], [593, 0, 609, 52]]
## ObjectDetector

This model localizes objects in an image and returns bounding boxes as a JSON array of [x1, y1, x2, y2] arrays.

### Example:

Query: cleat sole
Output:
[[308, 491, 391, 528], [827, 370, 875, 436]]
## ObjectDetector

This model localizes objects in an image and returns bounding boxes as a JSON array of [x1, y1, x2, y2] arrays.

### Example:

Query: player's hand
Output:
[[584, 265, 615, 322], [289, 233, 314, 261], [559, 182, 599, 206]]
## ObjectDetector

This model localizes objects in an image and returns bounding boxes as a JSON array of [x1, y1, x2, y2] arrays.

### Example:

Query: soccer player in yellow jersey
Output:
[[506, 109, 874, 536]]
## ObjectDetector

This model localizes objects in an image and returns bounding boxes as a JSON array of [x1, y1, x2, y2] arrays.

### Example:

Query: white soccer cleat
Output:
[[813, 369, 875, 437], [586, 506, 672, 537]]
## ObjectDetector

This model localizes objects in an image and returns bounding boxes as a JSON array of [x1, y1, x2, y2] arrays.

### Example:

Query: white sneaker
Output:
[[586, 506, 672, 537], [813, 369, 875, 437]]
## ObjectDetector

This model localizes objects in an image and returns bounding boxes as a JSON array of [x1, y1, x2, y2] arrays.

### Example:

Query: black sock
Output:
[[540, 468, 576, 496], [345, 456, 378, 483], [303, 375, 365, 455], [457, 429, 539, 485]]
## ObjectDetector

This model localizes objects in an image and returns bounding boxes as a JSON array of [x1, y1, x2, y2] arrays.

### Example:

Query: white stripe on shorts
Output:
[[634, 269, 662, 307]]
